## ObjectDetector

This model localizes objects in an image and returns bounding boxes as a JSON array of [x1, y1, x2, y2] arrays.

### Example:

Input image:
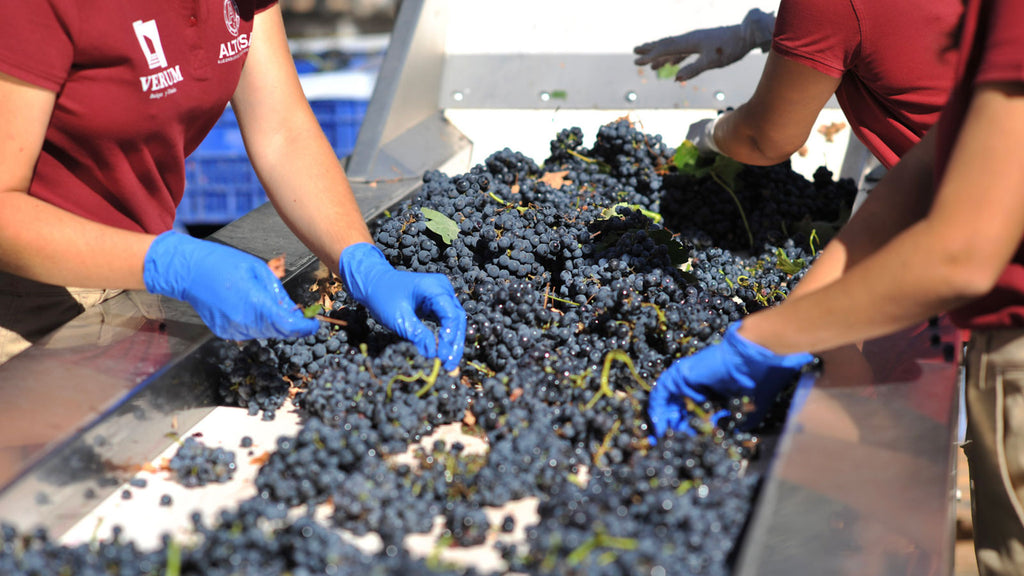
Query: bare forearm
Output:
[[744, 86, 1024, 356], [714, 106, 798, 166], [788, 131, 937, 300], [247, 114, 373, 275], [713, 52, 842, 166], [741, 220, 977, 355], [0, 193, 151, 289], [232, 5, 372, 276]]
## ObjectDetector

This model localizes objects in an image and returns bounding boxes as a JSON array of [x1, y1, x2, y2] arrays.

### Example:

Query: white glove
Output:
[[686, 115, 724, 156], [634, 8, 776, 82]]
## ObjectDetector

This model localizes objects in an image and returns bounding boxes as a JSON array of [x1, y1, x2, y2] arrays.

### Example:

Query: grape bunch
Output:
[[505, 432, 759, 576], [661, 157, 854, 252], [168, 437, 237, 488]]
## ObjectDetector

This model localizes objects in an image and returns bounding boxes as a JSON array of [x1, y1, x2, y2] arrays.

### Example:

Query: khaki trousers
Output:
[[0, 272, 123, 365], [965, 329, 1024, 575]]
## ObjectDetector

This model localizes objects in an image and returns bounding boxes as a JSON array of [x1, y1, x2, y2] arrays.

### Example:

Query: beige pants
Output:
[[0, 271, 123, 365], [965, 329, 1024, 575]]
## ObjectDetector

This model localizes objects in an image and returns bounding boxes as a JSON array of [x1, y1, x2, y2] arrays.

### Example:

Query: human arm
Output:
[[651, 83, 1024, 436], [231, 6, 466, 368], [741, 83, 1024, 354], [633, 8, 775, 83], [0, 71, 152, 289], [703, 50, 841, 165], [229, 4, 372, 268], [787, 129, 938, 301], [0, 73, 316, 341]]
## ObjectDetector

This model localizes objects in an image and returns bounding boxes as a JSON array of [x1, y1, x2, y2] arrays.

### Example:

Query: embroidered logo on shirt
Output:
[[132, 20, 167, 70], [133, 19, 184, 99], [224, 0, 241, 37], [218, 34, 250, 63], [218, 0, 250, 64]]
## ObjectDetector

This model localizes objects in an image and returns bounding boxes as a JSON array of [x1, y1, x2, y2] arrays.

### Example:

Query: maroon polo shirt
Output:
[[0, 0, 275, 233], [773, 0, 962, 169]]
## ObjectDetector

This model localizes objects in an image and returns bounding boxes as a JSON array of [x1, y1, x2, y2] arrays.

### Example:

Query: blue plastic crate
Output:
[[180, 154, 268, 225], [310, 99, 369, 158], [177, 98, 368, 225]]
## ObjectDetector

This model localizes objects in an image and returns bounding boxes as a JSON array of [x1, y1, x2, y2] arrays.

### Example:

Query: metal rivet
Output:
[[625, 91, 638, 103], [539, 91, 551, 102], [714, 91, 726, 102], [452, 91, 464, 102]]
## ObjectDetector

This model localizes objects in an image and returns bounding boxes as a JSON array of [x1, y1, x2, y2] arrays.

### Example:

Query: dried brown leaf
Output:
[[267, 254, 286, 279], [817, 121, 848, 143], [539, 170, 571, 190]]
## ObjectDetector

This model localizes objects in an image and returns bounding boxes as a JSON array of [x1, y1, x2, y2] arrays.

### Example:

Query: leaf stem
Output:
[[593, 418, 622, 466], [386, 358, 442, 400], [166, 538, 181, 576], [315, 314, 347, 327], [710, 171, 754, 249], [585, 350, 650, 410], [415, 359, 443, 397], [566, 149, 598, 164], [546, 293, 580, 307], [566, 528, 638, 567]]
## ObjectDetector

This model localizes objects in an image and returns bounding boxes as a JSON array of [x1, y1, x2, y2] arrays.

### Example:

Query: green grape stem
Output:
[[710, 170, 754, 249]]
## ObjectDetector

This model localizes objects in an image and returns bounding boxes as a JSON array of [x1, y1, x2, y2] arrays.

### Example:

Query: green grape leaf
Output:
[[673, 140, 701, 173], [649, 229, 691, 269], [420, 207, 459, 245], [774, 248, 807, 276], [303, 303, 324, 319], [673, 141, 744, 186], [711, 155, 743, 189], [656, 64, 680, 80], [593, 231, 624, 254]]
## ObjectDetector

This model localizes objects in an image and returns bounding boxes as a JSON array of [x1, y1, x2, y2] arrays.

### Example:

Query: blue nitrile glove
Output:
[[338, 242, 466, 371], [144, 231, 319, 341], [648, 321, 813, 439]]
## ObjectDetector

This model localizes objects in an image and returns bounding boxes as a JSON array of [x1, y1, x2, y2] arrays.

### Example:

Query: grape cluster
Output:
[[661, 159, 854, 252], [168, 437, 237, 488], [503, 432, 758, 576], [294, 340, 469, 453], [5, 118, 852, 575], [0, 507, 469, 576], [213, 323, 343, 420]]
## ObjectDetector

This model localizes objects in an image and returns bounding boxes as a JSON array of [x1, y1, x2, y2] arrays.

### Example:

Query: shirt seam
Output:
[[771, 43, 845, 78], [0, 60, 64, 93]]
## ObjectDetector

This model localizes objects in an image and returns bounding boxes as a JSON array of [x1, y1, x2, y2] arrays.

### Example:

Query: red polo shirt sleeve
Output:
[[772, 0, 860, 78], [0, 0, 76, 91], [772, 0, 961, 169], [0, 1, 277, 235]]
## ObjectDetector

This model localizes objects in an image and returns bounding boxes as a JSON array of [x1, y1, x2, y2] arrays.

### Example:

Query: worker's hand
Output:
[[339, 242, 466, 371], [144, 231, 319, 341], [648, 322, 813, 438], [686, 115, 723, 156], [633, 8, 776, 82]]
